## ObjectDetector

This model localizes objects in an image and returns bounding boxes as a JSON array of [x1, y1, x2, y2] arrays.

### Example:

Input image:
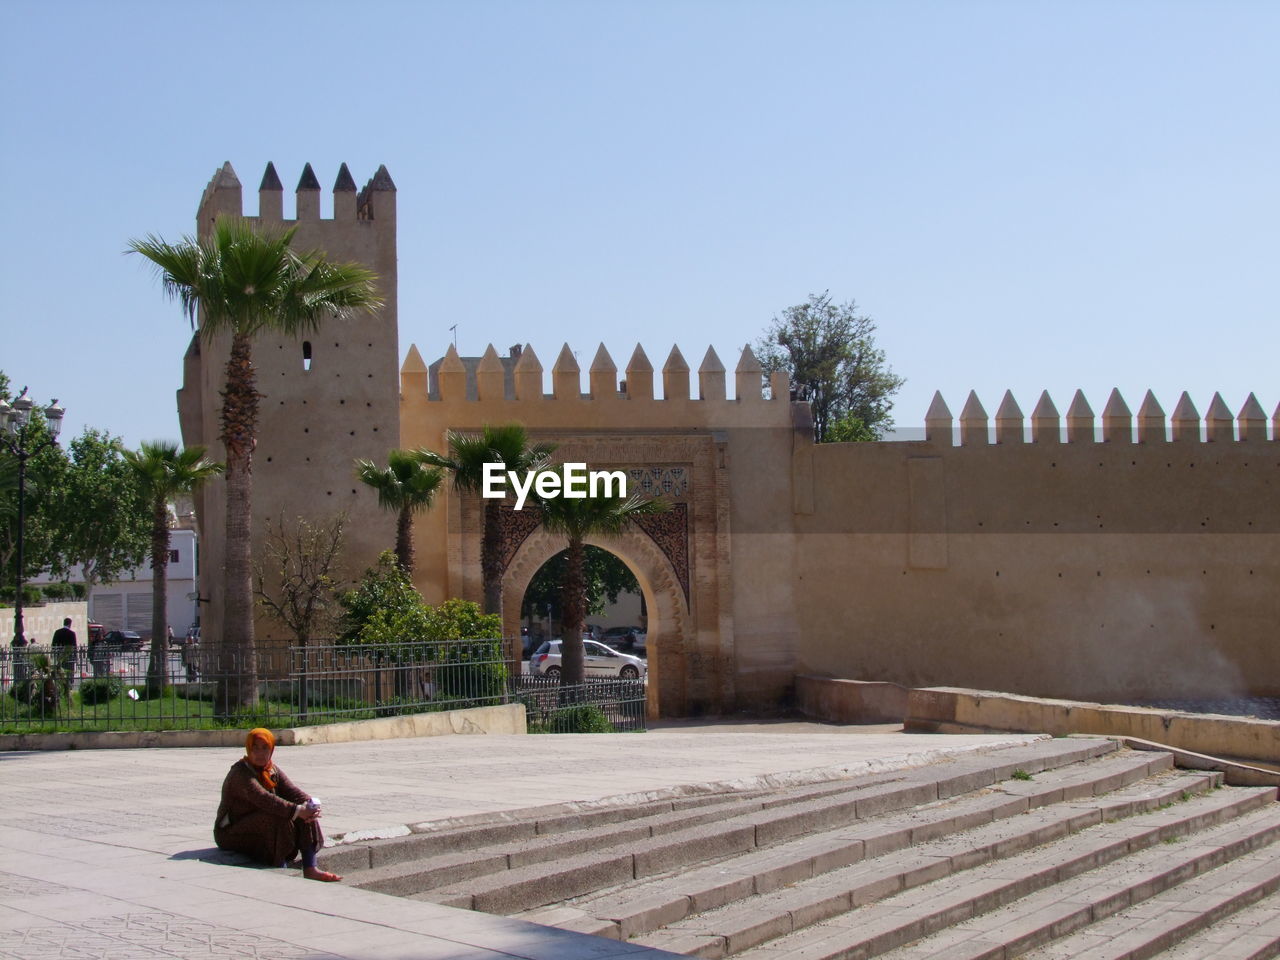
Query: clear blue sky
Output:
[[3, 0, 1276, 448]]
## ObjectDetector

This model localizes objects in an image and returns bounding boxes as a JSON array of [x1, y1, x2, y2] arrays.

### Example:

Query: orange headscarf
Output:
[[244, 727, 277, 790]]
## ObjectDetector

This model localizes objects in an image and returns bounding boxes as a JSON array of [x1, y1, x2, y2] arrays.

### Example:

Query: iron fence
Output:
[[0, 641, 647, 734], [514, 674, 648, 733]]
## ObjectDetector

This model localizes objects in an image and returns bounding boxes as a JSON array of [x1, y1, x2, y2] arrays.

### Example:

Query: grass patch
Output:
[[1010, 769, 1033, 781], [0, 683, 481, 734]]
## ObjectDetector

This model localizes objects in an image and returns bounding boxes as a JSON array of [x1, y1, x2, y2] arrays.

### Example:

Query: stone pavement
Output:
[[0, 723, 1043, 959]]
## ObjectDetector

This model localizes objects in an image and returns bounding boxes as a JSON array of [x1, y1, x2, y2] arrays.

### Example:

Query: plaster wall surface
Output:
[[794, 432, 1280, 702], [178, 164, 400, 648]]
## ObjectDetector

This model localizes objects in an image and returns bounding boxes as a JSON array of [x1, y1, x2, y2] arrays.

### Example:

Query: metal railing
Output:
[[0, 641, 647, 734]]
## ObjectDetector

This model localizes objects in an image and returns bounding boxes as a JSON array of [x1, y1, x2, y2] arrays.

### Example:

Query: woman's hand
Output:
[[297, 804, 322, 822]]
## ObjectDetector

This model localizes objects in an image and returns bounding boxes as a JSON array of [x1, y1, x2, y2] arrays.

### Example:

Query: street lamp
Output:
[[0, 388, 66, 647]]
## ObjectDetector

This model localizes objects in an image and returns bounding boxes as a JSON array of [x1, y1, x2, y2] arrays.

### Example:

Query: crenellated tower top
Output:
[[197, 161, 396, 227]]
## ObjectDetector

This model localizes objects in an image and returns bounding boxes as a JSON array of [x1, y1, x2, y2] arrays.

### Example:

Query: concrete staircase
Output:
[[335, 738, 1280, 959]]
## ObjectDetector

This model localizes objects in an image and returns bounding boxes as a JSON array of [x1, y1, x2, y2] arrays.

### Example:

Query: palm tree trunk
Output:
[[146, 495, 170, 696], [395, 505, 414, 574], [218, 331, 259, 712], [560, 536, 587, 685], [481, 500, 503, 616]]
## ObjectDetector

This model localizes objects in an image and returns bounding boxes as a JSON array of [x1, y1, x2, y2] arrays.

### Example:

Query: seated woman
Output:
[[214, 727, 341, 882]]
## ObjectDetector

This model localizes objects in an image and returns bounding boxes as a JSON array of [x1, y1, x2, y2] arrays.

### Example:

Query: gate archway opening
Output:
[[502, 525, 691, 718]]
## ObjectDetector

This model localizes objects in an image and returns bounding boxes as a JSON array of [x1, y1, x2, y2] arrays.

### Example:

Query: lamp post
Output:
[[0, 388, 66, 648]]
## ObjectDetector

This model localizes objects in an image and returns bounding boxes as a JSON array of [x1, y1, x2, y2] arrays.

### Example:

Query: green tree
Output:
[[534, 468, 665, 685], [755, 292, 905, 442], [129, 217, 381, 709], [0, 412, 149, 592], [355, 449, 444, 575], [522, 546, 639, 622], [57, 429, 152, 587], [419, 424, 556, 616], [338, 551, 425, 651], [122, 441, 223, 694]]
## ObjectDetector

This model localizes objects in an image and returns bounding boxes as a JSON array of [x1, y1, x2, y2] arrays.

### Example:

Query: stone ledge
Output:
[[795, 675, 909, 724], [0, 702, 526, 751], [906, 685, 1279, 776]]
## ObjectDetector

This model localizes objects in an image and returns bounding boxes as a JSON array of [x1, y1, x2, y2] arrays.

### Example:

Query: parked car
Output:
[[601, 626, 642, 650], [530, 639, 646, 680], [103, 630, 145, 651]]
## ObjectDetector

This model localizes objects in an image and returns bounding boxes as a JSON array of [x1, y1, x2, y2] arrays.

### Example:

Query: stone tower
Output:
[[177, 161, 400, 648]]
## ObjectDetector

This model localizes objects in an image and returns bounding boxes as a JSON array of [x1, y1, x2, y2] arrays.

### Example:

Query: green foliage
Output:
[[433, 637, 508, 702], [9, 652, 71, 716], [1, 410, 151, 588], [825, 412, 878, 443], [339, 553, 502, 671], [338, 552, 426, 648], [78, 677, 123, 705], [536, 703, 614, 734], [523, 546, 639, 619], [39, 582, 73, 600], [755, 292, 905, 442], [1011, 769, 1033, 781], [422, 598, 501, 643]]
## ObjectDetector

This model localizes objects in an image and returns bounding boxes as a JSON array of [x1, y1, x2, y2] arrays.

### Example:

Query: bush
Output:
[[79, 677, 122, 704], [546, 704, 613, 734], [40, 582, 72, 601], [72, 583, 87, 599], [0, 585, 43, 605]]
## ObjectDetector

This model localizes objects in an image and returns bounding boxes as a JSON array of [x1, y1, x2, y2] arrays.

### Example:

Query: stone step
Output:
[[348, 775, 908, 896], [421, 739, 1120, 914], [720, 792, 1280, 960], [1147, 889, 1280, 960], [531, 753, 1204, 940], [327, 784, 776, 874], [892, 807, 1280, 959]]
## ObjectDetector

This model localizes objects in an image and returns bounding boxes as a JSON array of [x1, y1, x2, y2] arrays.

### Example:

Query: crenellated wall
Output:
[[179, 162, 1277, 714], [399, 341, 804, 716], [179, 162, 401, 649], [795, 387, 1280, 703]]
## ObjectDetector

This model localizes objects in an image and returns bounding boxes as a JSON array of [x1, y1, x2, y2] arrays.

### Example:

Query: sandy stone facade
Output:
[[180, 163, 1279, 716], [178, 163, 401, 650]]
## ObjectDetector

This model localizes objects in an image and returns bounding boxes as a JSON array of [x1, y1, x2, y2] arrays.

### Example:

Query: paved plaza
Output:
[[0, 723, 1042, 959]]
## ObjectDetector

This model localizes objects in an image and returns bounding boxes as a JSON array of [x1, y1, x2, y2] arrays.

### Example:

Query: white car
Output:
[[530, 639, 647, 680]]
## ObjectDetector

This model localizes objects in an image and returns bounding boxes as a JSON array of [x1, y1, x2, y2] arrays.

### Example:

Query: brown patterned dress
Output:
[[214, 759, 323, 867]]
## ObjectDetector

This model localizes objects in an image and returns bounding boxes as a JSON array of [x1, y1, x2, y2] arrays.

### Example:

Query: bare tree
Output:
[[254, 513, 348, 718]]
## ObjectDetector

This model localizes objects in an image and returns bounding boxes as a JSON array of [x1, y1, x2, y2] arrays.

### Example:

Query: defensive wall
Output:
[[178, 163, 1278, 719], [792, 387, 1280, 704], [398, 337, 1279, 716], [178, 163, 401, 648]]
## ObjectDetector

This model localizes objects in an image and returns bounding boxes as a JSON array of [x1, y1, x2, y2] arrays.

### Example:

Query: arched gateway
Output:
[[398, 342, 802, 718], [501, 525, 688, 718]]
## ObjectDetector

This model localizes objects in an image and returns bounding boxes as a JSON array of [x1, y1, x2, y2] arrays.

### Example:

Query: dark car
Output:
[[601, 626, 640, 650], [103, 630, 145, 651]]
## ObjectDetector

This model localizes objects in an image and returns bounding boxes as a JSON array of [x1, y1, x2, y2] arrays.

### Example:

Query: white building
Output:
[[89, 527, 199, 637]]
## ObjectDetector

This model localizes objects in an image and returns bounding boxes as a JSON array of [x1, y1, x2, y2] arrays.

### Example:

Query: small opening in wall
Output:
[[303, 341, 312, 371]]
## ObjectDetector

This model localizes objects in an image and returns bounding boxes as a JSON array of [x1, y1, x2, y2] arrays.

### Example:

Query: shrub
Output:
[[546, 704, 613, 734], [79, 677, 122, 704], [40, 582, 73, 601]]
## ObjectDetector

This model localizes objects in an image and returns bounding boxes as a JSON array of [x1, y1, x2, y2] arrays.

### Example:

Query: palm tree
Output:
[[534, 469, 665, 685], [419, 424, 556, 616], [130, 217, 380, 709], [355, 449, 443, 575], [122, 441, 223, 696]]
